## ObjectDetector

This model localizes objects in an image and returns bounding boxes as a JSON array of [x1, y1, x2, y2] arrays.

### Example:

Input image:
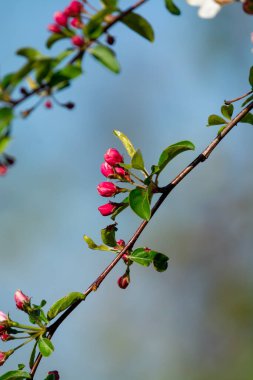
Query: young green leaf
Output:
[[83, 235, 113, 251], [89, 45, 120, 74], [46, 34, 69, 49], [101, 224, 117, 247], [29, 341, 38, 370], [111, 198, 129, 220], [153, 253, 169, 272], [121, 12, 154, 42], [38, 337, 54, 358], [207, 114, 227, 126], [113, 130, 136, 158], [49, 64, 82, 87], [157, 140, 195, 174], [241, 94, 253, 107], [165, 0, 181, 15], [221, 104, 234, 120], [0, 137, 12, 154], [131, 149, 145, 170], [240, 112, 253, 125], [249, 66, 253, 88], [47, 292, 85, 320], [0, 107, 14, 132], [16, 47, 43, 61], [128, 247, 156, 266], [0, 371, 32, 380], [129, 188, 151, 220]]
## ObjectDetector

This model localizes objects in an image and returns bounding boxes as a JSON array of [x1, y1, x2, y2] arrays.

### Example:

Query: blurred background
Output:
[[1, 1, 253, 379]]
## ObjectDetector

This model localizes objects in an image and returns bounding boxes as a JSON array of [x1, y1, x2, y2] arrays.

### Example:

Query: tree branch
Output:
[[29, 100, 253, 378]]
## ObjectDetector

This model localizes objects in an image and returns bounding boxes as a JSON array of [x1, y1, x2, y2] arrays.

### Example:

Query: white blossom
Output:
[[186, 0, 222, 18]]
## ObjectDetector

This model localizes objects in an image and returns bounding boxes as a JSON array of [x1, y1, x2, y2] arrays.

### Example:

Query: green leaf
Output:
[[38, 337, 54, 358], [49, 64, 82, 87], [29, 341, 38, 369], [153, 253, 169, 272], [84, 19, 103, 39], [101, 224, 117, 247], [89, 45, 120, 74], [221, 104, 234, 120], [101, 0, 118, 6], [83, 235, 112, 251], [249, 66, 253, 88], [111, 198, 129, 220], [0, 107, 14, 132], [240, 112, 253, 125], [131, 149, 145, 170], [121, 12, 154, 42], [0, 371, 31, 380], [17, 365, 25, 371], [0, 137, 12, 154], [16, 47, 43, 61], [47, 292, 85, 320], [207, 114, 227, 126], [46, 34, 69, 49], [157, 140, 195, 174], [165, 0, 181, 15], [241, 94, 253, 107], [113, 130, 136, 158], [129, 188, 151, 220]]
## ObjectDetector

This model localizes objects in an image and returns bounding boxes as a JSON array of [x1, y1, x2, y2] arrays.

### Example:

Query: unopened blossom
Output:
[[97, 182, 119, 197], [65, 1, 83, 16], [0, 165, 8, 176], [186, 0, 222, 18], [70, 18, 83, 28], [71, 35, 85, 47], [117, 274, 130, 289], [0, 312, 8, 332], [48, 370, 60, 380], [44, 100, 53, 109], [0, 351, 7, 366], [48, 24, 62, 33], [0, 332, 11, 342], [104, 148, 124, 166], [54, 11, 68, 27], [100, 162, 115, 177], [98, 202, 117, 216], [14, 290, 30, 311]]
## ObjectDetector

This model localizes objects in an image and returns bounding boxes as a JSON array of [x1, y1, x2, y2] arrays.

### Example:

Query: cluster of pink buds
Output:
[[98, 148, 131, 216], [0, 154, 15, 177], [48, 1, 86, 48]]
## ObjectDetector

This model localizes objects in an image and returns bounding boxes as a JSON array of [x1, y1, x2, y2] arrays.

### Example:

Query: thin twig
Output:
[[30, 100, 253, 378], [224, 90, 253, 105]]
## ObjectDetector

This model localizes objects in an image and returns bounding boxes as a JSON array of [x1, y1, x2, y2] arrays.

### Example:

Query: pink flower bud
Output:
[[70, 18, 83, 28], [54, 11, 68, 27], [48, 370, 60, 380], [0, 351, 7, 366], [97, 182, 118, 197], [0, 165, 8, 176], [66, 1, 83, 16], [117, 274, 130, 289], [104, 148, 124, 166], [100, 162, 115, 178], [98, 202, 117, 216], [44, 100, 53, 109], [0, 333, 11, 342], [71, 35, 85, 47], [115, 166, 127, 176], [117, 239, 125, 247], [0, 312, 8, 332], [14, 290, 30, 311], [48, 24, 62, 33]]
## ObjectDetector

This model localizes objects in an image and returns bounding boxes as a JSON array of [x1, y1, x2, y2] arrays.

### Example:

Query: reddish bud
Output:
[[14, 290, 30, 311], [0, 312, 8, 333], [100, 162, 115, 177], [67, 1, 83, 15], [48, 24, 62, 33], [106, 34, 115, 45], [70, 18, 83, 28], [71, 35, 85, 47], [98, 202, 117, 216], [0, 165, 8, 176], [104, 148, 123, 166], [115, 166, 126, 177], [44, 100, 53, 109], [0, 333, 11, 342], [117, 274, 130, 289], [48, 370, 60, 380], [54, 11, 68, 27], [243, 0, 253, 14], [0, 351, 7, 366], [117, 239, 125, 247], [97, 182, 118, 197], [64, 102, 75, 109]]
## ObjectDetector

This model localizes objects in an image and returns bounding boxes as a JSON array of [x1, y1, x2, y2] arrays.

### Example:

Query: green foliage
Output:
[[47, 292, 85, 321], [38, 337, 54, 358], [113, 130, 136, 158], [0, 107, 14, 132], [241, 94, 253, 107], [207, 114, 227, 126], [29, 341, 38, 370], [240, 112, 253, 125], [164, 0, 181, 15], [129, 248, 169, 271], [89, 45, 120, 73], [131, 149, 145, 170], [101, 224, 117, 247], [249, 66, 253, 87], [221, 104, 234, 120], [0, 371, 31, 380], [110, 198, 129, 220], [129, 187, 151, 220], [46, 34, 70, 49], [83, 235, 114, 251], [121, 12, 155, 42]]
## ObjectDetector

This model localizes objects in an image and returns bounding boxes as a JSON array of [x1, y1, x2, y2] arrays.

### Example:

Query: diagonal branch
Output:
[[29, 100, 253, 378]]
